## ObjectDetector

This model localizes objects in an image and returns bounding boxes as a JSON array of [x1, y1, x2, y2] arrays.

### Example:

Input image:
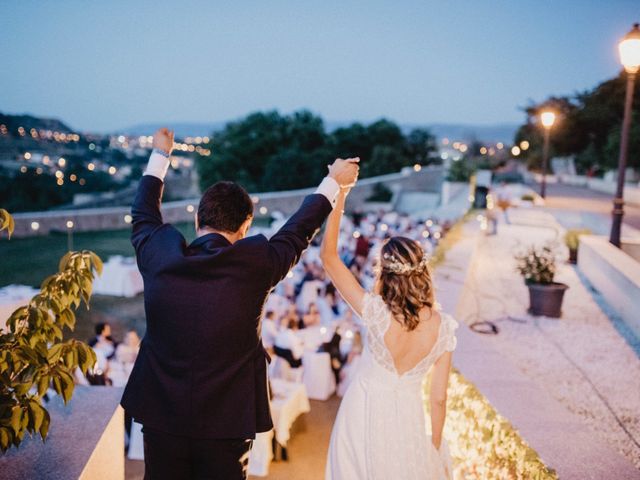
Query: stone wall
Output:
[[0, 386, 124, 480], [11, 166, 443, 238]]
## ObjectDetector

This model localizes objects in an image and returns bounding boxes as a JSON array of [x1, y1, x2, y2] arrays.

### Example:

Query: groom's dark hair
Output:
[[197, 181, 253, 233]]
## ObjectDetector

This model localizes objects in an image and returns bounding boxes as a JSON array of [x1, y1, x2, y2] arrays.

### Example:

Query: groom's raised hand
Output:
[[152, 128, 175, 156], [328, 157, 360, 188]]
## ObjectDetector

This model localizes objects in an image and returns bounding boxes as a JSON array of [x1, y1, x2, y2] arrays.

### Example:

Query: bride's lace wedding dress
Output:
[[326, 292, 458, 480]]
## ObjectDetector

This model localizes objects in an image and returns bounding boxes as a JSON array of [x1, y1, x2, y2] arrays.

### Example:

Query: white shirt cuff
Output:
[[315, 177, 340, 208], [144, 151, 171, 180]]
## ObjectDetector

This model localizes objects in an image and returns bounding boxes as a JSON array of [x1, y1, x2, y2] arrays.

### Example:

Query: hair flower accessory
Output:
[[375, 251, 430, 275]]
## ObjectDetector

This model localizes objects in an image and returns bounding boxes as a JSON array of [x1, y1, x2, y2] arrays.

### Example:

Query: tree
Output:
[[514, 71, 640, 173], [0, 211, 100, 452], [405, 128, 438, 165]]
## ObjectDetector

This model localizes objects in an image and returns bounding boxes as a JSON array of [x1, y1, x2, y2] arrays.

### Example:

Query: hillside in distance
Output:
[[119, 120, 519, 144]]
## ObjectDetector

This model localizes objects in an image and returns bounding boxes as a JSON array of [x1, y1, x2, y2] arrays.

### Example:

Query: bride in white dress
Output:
[[320, 186, 457, 480]]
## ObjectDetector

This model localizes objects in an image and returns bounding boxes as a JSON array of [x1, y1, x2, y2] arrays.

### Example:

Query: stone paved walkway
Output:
[[455, 208, 640, 468]]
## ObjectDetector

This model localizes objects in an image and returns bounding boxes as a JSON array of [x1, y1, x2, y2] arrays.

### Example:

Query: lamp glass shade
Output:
[[619, 24, 640, 73], [540, 111, 556, 129]]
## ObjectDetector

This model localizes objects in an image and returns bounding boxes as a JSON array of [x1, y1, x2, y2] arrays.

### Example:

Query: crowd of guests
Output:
[[82, 322, 141, 387], [79, 209, 452, 398], [261, 209, 452, 395]]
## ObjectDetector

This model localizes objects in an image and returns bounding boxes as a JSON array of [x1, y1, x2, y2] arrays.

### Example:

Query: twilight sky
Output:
[[1, 0, 637, 132]]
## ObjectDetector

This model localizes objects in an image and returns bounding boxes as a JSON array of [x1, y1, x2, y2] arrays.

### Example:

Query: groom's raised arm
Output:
[[131, 128, 174, 253], [266, 158, 359, 286]]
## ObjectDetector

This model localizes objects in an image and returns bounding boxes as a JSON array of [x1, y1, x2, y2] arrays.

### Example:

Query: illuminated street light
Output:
[[539, 111, 556, 198], [511, 146, 521, 156], [610, 23, 640, 247]]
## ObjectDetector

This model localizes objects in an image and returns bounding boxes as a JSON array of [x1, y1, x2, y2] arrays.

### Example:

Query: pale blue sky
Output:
[[1, 0, 637, 132]]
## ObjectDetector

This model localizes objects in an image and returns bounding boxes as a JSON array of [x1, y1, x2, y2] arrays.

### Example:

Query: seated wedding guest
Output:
[[354, 233, 371, 260], [261, 310, 279, 353], [89, 322, 117, 361], [302, 302, 321, 328], [319, 330, 344, 385], [281, 303, 301, 331], [274, 318, 304, 364], [337, 331, 363, 397], [115, 330, 141, 365]]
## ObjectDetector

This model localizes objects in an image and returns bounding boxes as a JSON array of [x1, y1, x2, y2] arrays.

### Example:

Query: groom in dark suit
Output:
[[121, 128, 359, 479]]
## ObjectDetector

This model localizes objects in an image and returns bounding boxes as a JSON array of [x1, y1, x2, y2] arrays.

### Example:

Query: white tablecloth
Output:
[[248, 379, 311, 477], [0, 285, 40, 331], [302, 351, 336, 401], [92, 256, 143, 297], [128, 379, 311, 472]]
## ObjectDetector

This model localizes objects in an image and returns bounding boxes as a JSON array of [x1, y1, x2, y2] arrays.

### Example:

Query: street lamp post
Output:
[[539, 111, 556, 198], [610, 23, 640, 247]]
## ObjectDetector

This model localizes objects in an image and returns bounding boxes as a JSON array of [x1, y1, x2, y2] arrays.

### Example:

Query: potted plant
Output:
[[515, 244, 569, 318], [563, 229, 591, 264]]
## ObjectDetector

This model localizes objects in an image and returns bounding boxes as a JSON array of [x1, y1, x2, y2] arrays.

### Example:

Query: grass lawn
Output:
[[0, 222, 197, 287], [1, 218, 270, 343]]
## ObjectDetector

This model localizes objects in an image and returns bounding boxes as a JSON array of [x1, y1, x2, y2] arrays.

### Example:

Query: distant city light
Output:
[[118, 135, 125, 143], [426, 219, 433, 227], [36, 167, 43, 175], [422, 230, 430, 238], [24, 152, 31, 160], [413, 164, 422, 172], [459, 144, 468, 153], [480, 147, 488, 155], [89, 143, 95, 150], [42, 156, 50, 165], [66, 220, 74, 229], [124, 214, 133, 224], [353, 231, 361, 239], [511, 146, 521, 156], [70, 174, 77, 181], [58, 157, 66, 167], [259, 206, 268, 215], [79, 178, 86, 186], [434, 231, 442, 240], [56, 178, 64, 186], [251, 196, 259, 204], [55, 170, 64, 179], [380, 224, 388, 232], [186, 205, 195, 213], [87, 162, 95, 171], [496, 142, 504, 150], [519, 140, 530, 151], [30, 222, 40, 231], [108, 166, 117, 175], [20, 166, 27, 173]]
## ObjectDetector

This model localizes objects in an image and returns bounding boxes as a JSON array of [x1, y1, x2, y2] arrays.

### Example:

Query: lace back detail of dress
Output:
[[361, 292, 458, 377]]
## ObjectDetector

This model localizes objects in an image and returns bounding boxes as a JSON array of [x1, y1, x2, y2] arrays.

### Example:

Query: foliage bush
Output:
[[563, 229, 592, 250], [365, 183, 394, 203], [435, 371, 558, 480], [0, 211, 100, 452], [446, 158, 476, 183]]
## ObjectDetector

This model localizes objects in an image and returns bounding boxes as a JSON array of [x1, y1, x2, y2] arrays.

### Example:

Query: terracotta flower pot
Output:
[[527, 282, 569, 318]]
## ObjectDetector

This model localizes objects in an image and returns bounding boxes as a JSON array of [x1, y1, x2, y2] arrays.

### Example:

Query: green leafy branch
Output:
[[0, 250, 103, 452]]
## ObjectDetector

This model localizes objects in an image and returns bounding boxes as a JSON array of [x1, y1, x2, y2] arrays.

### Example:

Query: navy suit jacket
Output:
[[120, 175, 332, 439]]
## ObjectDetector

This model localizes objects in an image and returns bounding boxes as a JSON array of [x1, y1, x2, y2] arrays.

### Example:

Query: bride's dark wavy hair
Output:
[[378, 236, 435, 331]]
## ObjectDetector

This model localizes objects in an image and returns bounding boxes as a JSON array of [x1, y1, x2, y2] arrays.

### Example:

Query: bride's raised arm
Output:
[[319, 188, 366, 316]]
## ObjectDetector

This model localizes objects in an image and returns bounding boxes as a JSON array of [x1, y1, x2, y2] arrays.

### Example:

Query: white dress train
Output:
[[326, 292, 458, 480]]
